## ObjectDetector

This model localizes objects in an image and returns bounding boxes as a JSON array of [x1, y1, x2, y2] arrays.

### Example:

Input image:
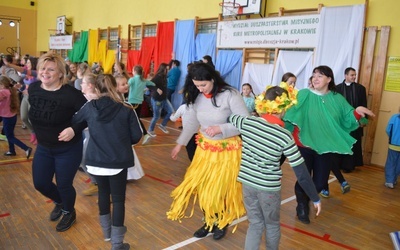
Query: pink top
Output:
[[0, 89, 15, 117]]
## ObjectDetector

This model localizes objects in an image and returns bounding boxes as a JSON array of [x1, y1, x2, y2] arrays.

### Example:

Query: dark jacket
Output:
[[336, 81, 367, 138], [149, 73, 167, 101], [72, 97, 143, 169]]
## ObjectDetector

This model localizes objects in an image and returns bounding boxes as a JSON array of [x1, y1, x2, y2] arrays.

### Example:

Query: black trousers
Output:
[[95, 168, 127, 227]]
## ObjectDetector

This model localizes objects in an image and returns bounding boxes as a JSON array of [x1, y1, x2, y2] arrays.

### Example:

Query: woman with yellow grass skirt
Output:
[[168, 62, 249, 240]]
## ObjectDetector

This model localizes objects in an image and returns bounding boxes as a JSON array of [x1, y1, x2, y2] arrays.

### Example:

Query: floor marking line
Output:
[[145, 174, 177, 187], [0, 158, 32, 165], [281, 223, 357, 250], [163, 176, 353, 249], [0, 212, 10, 218]]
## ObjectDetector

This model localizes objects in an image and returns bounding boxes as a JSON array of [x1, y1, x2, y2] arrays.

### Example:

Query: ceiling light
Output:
[[9, 21, 15, 27]]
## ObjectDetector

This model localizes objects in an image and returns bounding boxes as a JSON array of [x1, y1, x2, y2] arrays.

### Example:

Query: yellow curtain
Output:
[[88, 29, 99, 67], [104, 50, 116, 74], [97, 40, 108, 67]]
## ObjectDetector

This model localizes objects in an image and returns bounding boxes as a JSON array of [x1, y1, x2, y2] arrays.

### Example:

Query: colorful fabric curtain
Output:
[[126, 50, 141, 74], [104, 50, 116, 74], [215, 50, 243, 90], [172, 19, 196, 109], [139, 37, 156, 78], [97, 40, 115, 73], [195, 33, 216, 61], [88, 29, 99, 67], [154, 21, 174, 72], [68, 31, 88, 63]]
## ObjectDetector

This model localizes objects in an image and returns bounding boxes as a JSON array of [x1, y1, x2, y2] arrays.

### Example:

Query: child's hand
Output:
[[313, 202, 322, 217]]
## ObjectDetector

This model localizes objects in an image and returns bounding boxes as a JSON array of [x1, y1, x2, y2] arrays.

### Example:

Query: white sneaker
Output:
[[142, 134, 151, 144], [158, 124, 169, 134], [147, 131, 157, 137], [385, 183, 394, 189]]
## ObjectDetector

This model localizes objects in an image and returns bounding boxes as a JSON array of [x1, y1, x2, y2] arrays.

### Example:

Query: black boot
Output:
[[194, 224, 213, 238], [295, 190, 310, 224], [213, 225, 228, 240]]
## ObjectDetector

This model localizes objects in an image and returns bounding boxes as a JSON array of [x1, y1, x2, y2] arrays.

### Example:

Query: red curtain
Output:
[[154, 21, 174, 73], [138, 37, 156, 78], [126, 50, 140, 74]]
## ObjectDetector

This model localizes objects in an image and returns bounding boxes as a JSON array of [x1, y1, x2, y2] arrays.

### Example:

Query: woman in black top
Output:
[[28, 52, 87, 232]]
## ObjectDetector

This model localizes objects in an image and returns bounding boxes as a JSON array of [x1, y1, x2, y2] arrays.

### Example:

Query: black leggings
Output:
[[94, 169, 127, 227]]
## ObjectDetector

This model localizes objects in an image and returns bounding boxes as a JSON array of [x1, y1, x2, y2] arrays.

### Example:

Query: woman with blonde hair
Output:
[[29, 52, 87, 232]]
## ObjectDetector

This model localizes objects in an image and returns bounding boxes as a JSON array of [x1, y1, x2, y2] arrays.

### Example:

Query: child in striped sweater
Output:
[[229, 83, 321, 250]]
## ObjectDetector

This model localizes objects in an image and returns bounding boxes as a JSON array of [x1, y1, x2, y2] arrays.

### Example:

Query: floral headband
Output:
[[255, 82, 298, 114]]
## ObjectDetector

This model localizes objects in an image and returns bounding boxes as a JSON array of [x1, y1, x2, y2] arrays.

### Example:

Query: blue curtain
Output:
[[172, 20, 196, 109], [215, 50, 243, 90], [195, 33, 216, 61]]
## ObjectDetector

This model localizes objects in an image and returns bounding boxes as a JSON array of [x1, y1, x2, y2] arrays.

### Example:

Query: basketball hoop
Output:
[[219, 1, 243, 18]]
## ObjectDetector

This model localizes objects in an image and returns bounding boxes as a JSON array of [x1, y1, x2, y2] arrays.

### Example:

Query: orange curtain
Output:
[[154, 21, 174, 72]]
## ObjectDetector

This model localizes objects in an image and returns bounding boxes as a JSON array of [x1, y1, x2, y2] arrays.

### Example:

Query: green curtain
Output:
[[68, 31, 89, 63]]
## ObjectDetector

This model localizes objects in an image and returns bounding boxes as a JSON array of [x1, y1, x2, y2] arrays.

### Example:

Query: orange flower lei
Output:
[[195, 133, 242, 152], [255, 82, 298, 114]]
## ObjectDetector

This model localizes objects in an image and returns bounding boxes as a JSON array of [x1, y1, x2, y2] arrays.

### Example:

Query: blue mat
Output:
[[390, 231, 400, 250]]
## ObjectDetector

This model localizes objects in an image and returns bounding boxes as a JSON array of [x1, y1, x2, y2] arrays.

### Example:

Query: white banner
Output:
[[49, 35, 73, 49], [217, 14, 320, 49]]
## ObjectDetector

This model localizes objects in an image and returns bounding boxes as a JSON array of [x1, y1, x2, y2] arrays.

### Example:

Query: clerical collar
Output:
[[344, 82, 352, 86]]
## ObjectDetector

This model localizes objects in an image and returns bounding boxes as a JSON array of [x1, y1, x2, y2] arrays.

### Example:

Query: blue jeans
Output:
[[148, 98, 173, 132], [243, 185, 281, 250], [32, 140, 83, 212], [385, 148, 400, 184], [167, 88, 175, 102], [3, 115, 29, 153]]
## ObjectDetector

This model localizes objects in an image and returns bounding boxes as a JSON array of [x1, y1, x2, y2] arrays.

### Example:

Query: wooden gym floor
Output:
[[0, 117, 399, 250]]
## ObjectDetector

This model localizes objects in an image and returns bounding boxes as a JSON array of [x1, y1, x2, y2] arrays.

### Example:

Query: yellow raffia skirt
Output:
[[166, 133, 245, 231]]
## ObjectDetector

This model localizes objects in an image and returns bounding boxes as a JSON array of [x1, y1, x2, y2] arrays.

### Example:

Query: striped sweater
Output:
[[229, 114, 304, 192]]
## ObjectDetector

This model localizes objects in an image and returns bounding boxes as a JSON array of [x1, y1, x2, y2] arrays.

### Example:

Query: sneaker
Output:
[[4, 151, 16, 156], [26, 147, 33, 159], [147, 131, 157, 137], [320, 189, 330, 198], [0, 134, 7, 141], [385, 183, 394, 189], [56, 210, 76, 232], [341, 181, 351, 194], [213, 225, 228, 240], [193, 224, 212, 238], [50, 203, 63, 221], [82, 183, 98, 196], [158, 124, 169, 134], [142, 134, 151, 145]]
